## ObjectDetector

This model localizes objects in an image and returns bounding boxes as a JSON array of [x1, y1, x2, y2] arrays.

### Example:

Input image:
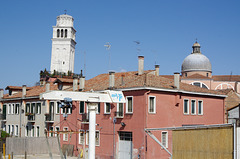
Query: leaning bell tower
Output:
[[50, 14, 76, 74]]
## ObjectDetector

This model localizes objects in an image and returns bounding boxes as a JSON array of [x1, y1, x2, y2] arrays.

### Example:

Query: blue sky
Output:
[[0, 0, 240, 90]]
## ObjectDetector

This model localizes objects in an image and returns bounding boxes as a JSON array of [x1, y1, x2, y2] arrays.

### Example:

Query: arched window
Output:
[[65, 29, 67, 38], [215, 83, 234, 90], [191, 82, 209, 89], [61, 29, 63, 38], [57, 29, 60, 38]]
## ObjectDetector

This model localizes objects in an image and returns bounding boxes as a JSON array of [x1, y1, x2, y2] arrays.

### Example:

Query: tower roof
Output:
[[56, 14, 74, 27]]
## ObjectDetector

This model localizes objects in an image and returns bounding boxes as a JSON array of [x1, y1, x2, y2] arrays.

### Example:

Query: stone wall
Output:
[[6, 137, 60, 155]]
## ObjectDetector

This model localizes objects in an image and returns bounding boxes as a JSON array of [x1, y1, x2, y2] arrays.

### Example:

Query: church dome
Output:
[[181, 42, 212, 73]]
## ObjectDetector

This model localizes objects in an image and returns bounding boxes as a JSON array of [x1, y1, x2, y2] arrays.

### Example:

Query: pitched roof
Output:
[[3, 83, 58, 99], [218, 89, 240, 110], [181, 73, 211, 79], [212, 75, 240, 82], [5, 86, 32, 90], [84, 71, 224, 96]]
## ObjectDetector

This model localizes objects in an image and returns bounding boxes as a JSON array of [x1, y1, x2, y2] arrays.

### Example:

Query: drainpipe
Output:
[[174, 72, 180, 89], [20, 85, 26, 138], [79, 76, 85, 91], [155, 65, 159, 76], [233, 121, 237, 159], [138, 56, 144, 75], [73, 77, 78, 91], [109, 72, 115, 89]]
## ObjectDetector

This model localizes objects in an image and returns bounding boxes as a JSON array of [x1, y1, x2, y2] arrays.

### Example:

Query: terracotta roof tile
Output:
[[181, 73, 211, 79], [212, 75, 240, 82], [84, 71, 224, 95], [3, 83, 58, 99]]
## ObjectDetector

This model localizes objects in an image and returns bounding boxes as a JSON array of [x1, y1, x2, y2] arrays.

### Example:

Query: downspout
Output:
[[145, 90, 150, 159], [233, 121, 236, 159]]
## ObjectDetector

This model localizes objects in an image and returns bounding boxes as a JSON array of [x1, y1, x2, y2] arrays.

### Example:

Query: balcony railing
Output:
[[26, 113, 35, 122], [45, 114, 54, 122]]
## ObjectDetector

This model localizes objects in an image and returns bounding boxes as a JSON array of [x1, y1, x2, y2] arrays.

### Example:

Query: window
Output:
[[56, 102, 60, 114], [57, 29, 60, 37], [31, 103, 36, 114], [8, 125, 10, 134], [63, 127, 68, 141], [191, 100, 196, 115], [95, 131, 100, 146], [119, 131, 132, 141], [61, 29, 63, 37], [11, 125, 14, 135], [36, 126, 40, 137], [183, 99, 189, 114], [65, 29, 67, 38], [149, 96, 156, 113], [15, 125, 18, 136], [50, 126, 54, 137], [198, 101, 203, 115], [26, 125, 29, 137], [192, 82, 209, 89], [55, 127, 60, 137], [67, 107, 72, 114], [37, 103, 41, 114], [126, 96, 133, 113], [3, 124, 6, 131], [32, 126, 35, 137], [79, 101, 85, 114], [104, 103, 111, 114], [86, 131, 100, 146], [8, 104, 11, 114], [97, 103, 100, 114], [117, 103, 124, 118], [161, 131, 168, 148], [79, 130, 84, 144], [26, 103, 30, 113], [12, 104, 15, 114], [15, 103, 20, 114]]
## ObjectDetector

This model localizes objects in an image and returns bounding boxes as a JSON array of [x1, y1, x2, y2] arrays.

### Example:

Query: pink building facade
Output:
[[57, 70, 226, 159]]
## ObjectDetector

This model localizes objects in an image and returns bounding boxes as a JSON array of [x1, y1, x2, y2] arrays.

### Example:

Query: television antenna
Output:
[[104, 42, 112, 72], [134, 41, 141, 55]]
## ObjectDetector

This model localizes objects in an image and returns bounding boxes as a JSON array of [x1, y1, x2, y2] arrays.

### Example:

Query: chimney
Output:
[[22, 85, 27, 98], [109, 71, 115, 89], [73, 77, 78, 91], [138, 56, 144, 75], [174, 72, 180, 89], [155, 65, 159, 76], [46, 82, 50, 92], [0, 89, 3, 99], [79, 76, 85, 91], [235, 81, 238, 92]]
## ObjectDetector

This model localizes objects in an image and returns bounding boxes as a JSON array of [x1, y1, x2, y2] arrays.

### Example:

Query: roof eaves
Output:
[[118, 86, 226, 98]]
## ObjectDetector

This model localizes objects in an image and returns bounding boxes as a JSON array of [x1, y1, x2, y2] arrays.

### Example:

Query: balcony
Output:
[[0, 114, 6, 121], [25, 113, 35, 122], [115, 111, 124, 118], [45, 114, 54, 123], [81, 113, 89, 124]]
